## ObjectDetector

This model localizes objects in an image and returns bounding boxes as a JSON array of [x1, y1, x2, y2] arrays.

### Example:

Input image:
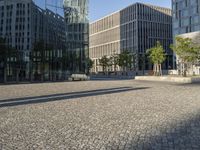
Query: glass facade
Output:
[[0, 0, 66, 82], [63, 0, 89, 74], [172, 0, 200, 35], [120, 3, 173, 70]]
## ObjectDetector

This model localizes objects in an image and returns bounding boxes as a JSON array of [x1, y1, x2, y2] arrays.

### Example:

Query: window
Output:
[[182, 9, 189, 17], [185, 0, 188, 7], [189, 16, 192, 25], [175, 2, 178, 10]]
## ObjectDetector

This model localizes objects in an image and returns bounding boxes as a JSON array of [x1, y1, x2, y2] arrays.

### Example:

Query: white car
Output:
[[68, 74, 90, 81]]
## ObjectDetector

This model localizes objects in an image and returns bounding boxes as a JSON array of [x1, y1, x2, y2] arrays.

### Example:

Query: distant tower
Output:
[[63, 0, 89, 74]]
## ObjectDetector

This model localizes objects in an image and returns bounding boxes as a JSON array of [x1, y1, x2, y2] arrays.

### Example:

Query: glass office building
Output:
[[63, 0, 89, 74], [0, 0, 66, 82], [172, 0, 200, 35]]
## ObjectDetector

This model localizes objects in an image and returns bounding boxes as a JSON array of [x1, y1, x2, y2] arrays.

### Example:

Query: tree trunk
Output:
[[159, 64, 162, 76], [114, 64, 117, 75], [153, 64, 156, 76], [156, 64, 158, 76], [154, 64, 159, 76], [183, 63, 187, 77]]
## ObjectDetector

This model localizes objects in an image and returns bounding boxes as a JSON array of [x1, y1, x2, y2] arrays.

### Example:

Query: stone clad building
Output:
[[90, 12, 120, 73], [89, 3, 173, 74]]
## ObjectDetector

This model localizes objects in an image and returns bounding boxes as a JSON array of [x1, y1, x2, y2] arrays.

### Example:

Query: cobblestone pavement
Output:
[[0, 80, 200, 149]]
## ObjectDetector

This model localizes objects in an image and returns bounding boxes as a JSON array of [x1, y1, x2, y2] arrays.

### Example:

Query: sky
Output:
[[34, 0, 171, 22]]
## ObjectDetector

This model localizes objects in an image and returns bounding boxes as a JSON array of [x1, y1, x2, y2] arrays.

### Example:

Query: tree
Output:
[[99, 56, 110, 75], [86, 58, 94, 73], [170, 37, 199, 77], [147, 41, 166, 76], [197, 46, 200, 63], [110, 54, 119, 75], [118, 51, 135, 75], [139, 54, 146, 75]]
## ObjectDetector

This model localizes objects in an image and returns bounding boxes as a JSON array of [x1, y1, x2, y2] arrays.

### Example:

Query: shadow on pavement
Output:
[[0, 87, 150, 108], [107, 114, 200, 149], [175, 82, 200, 87], [135, 114, 200, 149]]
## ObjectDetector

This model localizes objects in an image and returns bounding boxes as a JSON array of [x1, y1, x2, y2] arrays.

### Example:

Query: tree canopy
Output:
[[147, 41, 166, 76], [86, 58, 94, 72], [170, 37, 200, 76], [99, 55, 110, 74], [147, 41, 166, 65], [118, 50, 135, 71]]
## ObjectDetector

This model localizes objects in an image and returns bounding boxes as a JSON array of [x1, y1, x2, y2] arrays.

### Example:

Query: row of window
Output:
[[174, 6, 199, 19], [1, 3, 30, 10], [121, 4, 171, 24], [173, 0, 199, 10], [90, 27, 120, 47], [89, 42, 120, 58], [90, 12, 120, 34]]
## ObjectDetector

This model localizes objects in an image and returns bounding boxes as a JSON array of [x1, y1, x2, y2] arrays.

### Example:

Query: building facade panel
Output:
[[172, 0, 200, 35]]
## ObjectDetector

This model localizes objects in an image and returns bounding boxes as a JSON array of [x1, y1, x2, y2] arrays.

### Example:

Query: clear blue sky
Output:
[[34, 0, 171, 22]]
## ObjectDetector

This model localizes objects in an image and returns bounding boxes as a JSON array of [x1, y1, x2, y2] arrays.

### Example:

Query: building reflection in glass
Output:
[[63, 0, 89, 74]]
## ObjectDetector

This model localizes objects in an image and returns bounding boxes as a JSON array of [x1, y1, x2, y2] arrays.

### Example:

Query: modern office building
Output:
[[172, 0, 200, 75], [0, 0, 66, 82], [31, 8, 66, 81], [172, 0, 200, 35], [90, 3, 173, 74], [63, 0, 89, 74]]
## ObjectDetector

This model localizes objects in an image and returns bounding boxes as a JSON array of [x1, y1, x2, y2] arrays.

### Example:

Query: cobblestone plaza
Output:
[[0, 80, 200, 149]]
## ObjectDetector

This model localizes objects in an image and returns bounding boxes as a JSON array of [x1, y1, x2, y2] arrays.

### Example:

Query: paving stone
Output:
[[0, 80, 200, 149]]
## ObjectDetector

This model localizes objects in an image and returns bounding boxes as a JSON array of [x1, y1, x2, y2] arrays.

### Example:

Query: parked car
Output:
[[68, 74, 90, 81]]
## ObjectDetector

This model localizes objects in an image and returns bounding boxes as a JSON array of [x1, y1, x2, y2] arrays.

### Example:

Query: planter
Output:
[[135, 76, 200, 84]]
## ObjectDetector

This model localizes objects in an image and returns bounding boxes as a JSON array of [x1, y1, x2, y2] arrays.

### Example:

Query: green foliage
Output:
[[147, 41, 166, 76], [118, 50, 135, 70], [170, 37, 200, 76], [147, 41, 166, 65], [99, 55, 110, 73], [170, 37, 199, 64], [86, 58, 94, 71], [110, 54, 119, 66]]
